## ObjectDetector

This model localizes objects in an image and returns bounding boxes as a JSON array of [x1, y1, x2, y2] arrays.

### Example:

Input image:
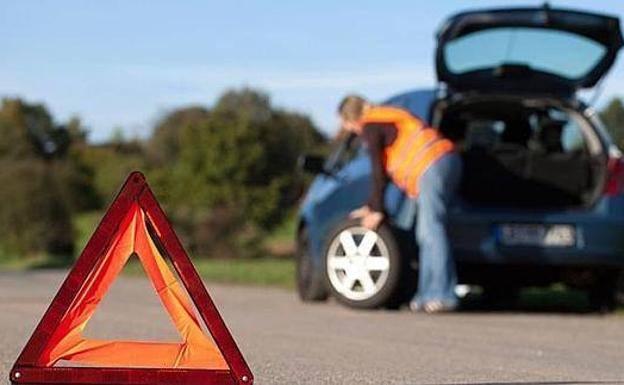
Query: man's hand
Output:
[[349, 205, 371, 219], [350, 206, 384, 230], [361, 211, 384, 230]]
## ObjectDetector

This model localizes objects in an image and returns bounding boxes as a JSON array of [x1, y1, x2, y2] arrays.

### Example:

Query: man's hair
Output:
[[338, 94, 367, 121]]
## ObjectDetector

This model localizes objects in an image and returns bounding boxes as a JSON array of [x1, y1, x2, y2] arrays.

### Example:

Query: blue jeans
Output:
[[412, 152, 462, 307]]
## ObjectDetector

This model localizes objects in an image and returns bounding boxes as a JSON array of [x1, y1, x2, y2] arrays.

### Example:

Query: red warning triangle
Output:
[[10, 172, 253, 385]]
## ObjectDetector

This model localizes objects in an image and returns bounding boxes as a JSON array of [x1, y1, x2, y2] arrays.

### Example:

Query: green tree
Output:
[[147, 88, 326, 257], [148, 106, 211, 167], [0, 89, 327, 260], [81, 140, 146, 204], [0, 98, 96, 259], [0, 98, 51, 159], [600, 97, 624, 149]]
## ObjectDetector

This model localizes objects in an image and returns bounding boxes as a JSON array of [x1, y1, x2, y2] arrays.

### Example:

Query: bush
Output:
[[146, 88, 327, 257], [0, 90, 328, 262], [600, 98, 624, 150], [0, 160, 73, 258], [80, 141, 146, 204], [0, 98, 94, 260]]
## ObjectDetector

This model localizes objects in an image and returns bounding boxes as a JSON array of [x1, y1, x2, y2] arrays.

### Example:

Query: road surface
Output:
[[1, 271, 623, 385]]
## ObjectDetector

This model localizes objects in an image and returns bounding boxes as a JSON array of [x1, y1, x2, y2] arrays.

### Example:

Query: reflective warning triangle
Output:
[[10, 172, 253, 385]]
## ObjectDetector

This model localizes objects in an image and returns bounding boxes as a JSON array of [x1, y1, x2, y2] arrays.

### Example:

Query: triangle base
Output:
[[11, 367, 239, 385]]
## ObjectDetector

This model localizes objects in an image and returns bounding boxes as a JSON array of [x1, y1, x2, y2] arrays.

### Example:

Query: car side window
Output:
[[326, 133, 363, 172], [560, 119, 585, 153], [534, 109, 586, 154]]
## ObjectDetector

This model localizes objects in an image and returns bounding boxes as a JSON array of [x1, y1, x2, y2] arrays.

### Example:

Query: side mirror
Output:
[[298, 154, 327, 175]]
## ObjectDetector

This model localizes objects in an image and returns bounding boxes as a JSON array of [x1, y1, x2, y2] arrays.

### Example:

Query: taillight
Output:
[[605, 156, 624, 196]]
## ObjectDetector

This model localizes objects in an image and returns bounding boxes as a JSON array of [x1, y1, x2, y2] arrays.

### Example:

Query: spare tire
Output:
[[323, 219, 405, 309]]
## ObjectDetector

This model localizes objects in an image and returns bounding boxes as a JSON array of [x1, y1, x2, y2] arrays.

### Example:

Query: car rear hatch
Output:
[[436, 5, 623, 95]]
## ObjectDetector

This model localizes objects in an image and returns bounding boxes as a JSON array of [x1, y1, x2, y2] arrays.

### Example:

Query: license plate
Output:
[[498, 224, 576, 247]]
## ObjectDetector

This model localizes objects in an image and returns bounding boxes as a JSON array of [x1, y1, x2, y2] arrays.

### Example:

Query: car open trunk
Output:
[[435, 96, 608, 209], [435, 6, 623, 95]]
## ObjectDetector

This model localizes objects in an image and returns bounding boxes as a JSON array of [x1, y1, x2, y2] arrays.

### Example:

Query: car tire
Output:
[[616, 270, 624, 306], [296, 227, 329, 302], [588, 269, 619, 314], [323, 218, 404, 309]]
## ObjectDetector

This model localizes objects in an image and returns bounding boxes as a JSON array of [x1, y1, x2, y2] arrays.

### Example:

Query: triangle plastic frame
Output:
[[10, 172, 253, 385]]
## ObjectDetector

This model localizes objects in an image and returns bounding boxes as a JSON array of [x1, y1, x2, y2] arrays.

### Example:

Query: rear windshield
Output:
[[444, 27, 607, 80]]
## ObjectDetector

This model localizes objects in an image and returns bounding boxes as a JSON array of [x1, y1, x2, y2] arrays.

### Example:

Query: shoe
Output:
[[408, 300, 424, 312], [423, 300, 457, 314]]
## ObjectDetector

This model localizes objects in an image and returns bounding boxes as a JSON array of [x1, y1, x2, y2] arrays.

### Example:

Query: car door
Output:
[[300, 134, 372, 258]]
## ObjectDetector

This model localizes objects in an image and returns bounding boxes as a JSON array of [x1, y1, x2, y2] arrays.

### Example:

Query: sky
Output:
[[2, 0, 624, 142]]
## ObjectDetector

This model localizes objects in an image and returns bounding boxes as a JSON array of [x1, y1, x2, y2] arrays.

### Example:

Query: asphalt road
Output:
[[1, 271, 623, 385]]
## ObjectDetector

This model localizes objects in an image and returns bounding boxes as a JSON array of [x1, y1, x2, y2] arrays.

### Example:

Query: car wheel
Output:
[[616, 270, 624, 306], [323, 219, 403, 309], [296, 227, 329, 302], [588, 269, 619, 314]]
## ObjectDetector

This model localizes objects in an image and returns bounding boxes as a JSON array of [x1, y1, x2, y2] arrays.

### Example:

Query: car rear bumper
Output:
[[449, 202, 624, 267]]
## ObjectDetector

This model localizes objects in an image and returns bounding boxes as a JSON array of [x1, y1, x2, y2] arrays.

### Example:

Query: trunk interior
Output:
[[435, 96, 607, 209]]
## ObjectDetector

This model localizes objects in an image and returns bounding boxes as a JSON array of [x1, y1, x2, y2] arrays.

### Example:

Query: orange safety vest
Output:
[[359, 106, 455, 198]]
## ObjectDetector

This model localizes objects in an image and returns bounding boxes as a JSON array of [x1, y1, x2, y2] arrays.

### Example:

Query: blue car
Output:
[[295, 5, 624, 311]]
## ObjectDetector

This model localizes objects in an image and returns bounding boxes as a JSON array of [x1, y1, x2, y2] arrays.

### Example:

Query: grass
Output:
[[263, 211, 297, 257], [0, 252, 295, 289], [124, 257, 295, 288], [3, 210, 297, 288], [73, 210, 296, 287], [0, 255, 41, 270], [192, 258, 294, 288], [73, 211, 103, 255]]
